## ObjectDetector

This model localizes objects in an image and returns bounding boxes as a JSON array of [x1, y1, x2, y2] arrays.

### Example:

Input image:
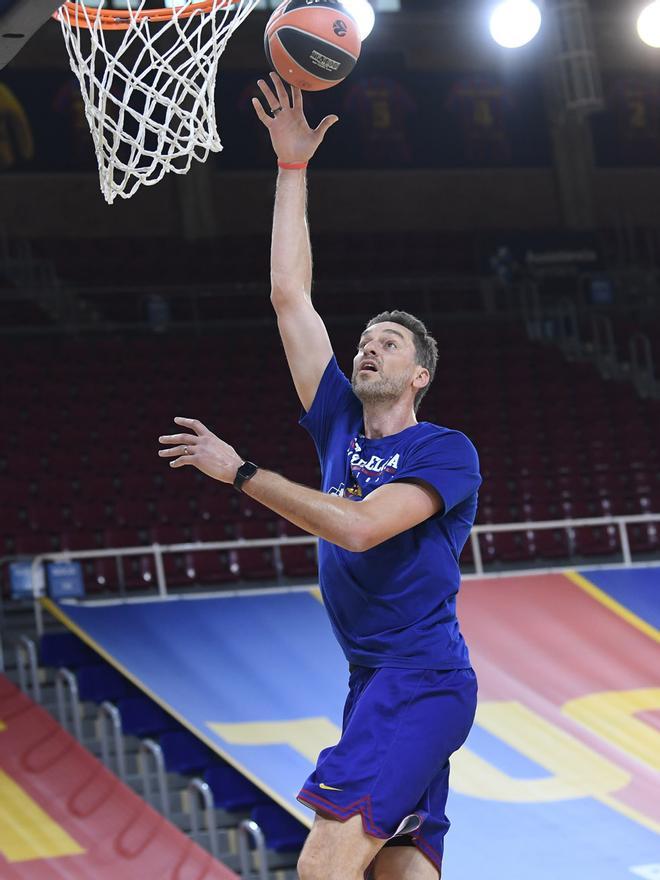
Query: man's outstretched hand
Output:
[[158, 417, 243, 484], [252, 71, 338, 164]]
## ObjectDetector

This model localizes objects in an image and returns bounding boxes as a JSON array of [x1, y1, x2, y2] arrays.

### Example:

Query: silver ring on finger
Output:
[[184, 445, 190, 455], [272, 106, 283, 115]]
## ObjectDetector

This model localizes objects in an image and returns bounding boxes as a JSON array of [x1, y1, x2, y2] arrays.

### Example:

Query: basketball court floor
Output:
[[31, 565, 660, 880]]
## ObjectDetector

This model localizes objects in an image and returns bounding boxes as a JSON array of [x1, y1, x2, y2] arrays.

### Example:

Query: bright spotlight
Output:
[[637, 1, 660, 47], [340, 0, 375, 40], [489, 0, 542, 49]]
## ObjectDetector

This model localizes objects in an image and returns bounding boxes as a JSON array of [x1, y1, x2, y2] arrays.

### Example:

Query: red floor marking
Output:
[[458, 573, 660, 826], [0, 675, 239, 880]]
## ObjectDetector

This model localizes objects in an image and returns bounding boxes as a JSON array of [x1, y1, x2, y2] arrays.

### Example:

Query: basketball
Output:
[[264, 0, 361, 92]]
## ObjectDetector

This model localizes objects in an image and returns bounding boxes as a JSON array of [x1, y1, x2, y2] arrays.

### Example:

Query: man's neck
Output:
[[361, 401, 418, 440]]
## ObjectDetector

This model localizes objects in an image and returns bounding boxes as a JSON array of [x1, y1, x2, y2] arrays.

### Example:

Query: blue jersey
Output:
[[300, 356, 481, 670]]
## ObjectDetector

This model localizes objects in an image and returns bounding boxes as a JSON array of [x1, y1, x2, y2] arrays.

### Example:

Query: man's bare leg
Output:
[[297, 813, 386, 880], [372, 845, 440, 880]]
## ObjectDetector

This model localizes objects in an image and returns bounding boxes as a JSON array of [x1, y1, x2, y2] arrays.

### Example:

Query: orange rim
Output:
[[54, 1, 236, 30]]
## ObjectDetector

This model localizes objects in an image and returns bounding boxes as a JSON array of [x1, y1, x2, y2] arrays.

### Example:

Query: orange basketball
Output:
[[264, 0, 361, 92]]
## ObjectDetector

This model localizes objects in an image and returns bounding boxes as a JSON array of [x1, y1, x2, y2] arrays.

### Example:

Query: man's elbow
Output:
[[343, 520, 380, 553]]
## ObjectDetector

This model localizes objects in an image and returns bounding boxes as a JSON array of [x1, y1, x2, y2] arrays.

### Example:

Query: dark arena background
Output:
[[0, 0, 659, 878]]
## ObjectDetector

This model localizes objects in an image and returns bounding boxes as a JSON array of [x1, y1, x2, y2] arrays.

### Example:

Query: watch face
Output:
[[235, 462, 258, 490]]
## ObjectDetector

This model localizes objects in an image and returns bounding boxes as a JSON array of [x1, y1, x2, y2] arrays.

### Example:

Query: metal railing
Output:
[[15, 512, 659, 635]]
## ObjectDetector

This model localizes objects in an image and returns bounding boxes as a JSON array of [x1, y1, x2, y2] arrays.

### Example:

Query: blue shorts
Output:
[[297, 665, 478, 876]]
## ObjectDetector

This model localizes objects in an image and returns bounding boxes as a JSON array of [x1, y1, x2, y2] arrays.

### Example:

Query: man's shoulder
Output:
[[415, 422, 477, 448]]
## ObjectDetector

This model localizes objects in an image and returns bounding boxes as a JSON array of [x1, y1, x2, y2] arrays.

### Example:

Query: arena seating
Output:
[[2, 321, 659, 597]]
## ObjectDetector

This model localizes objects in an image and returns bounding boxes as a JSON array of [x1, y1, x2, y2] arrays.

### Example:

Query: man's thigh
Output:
[[299, 813, 386, 878], [372, 845, 440, 880]]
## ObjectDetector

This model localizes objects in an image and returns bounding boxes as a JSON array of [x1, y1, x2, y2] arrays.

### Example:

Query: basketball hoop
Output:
[[55, 0, 259, 204]]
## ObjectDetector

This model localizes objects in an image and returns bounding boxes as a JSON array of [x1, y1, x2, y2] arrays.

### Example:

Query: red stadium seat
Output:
[[153, 496, 197, 526], [112, 498, 156, 529], [150, 525, 196, 588], [237, 519, 278, 540], [279, 544, 317, 578], [531, 528, 571, 560], [14, 533, 57, 555], [479, 531, 536, 565], [60, 530, 100, 552], [186, 548, 239, 585], [77, 476, 121, 501], [103, 527, 148, 549], [628, 523, 660, 555], [572, 525, 620, 558], [234, 547, 278, 581], [69, 499, 110, 530], [150, 525, 190, 545]]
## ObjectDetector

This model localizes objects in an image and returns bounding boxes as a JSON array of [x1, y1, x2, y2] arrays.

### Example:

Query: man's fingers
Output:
[[314, 114, 339, 139], [174, 416, 207, 435], [159, 445, 192, 458], [269, 71, 291, 110], [292, 85, 303, 110], [170, 455, 195, 468], [158, 432, 196, 445], [252, 97, 273, 128], [257, 77, 280, 110]]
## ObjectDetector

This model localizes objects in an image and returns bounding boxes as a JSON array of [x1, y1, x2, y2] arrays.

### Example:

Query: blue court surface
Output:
[[44, 566, 660, 880], [580, 566, 660, 629]]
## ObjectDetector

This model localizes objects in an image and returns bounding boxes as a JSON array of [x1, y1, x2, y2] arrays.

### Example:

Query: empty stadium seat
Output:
[[159, 731, 221, 775], [116, 696, 180, 738], [251, 803, 308, 852], [234, 547, 278, 581], [280, 544, 318, 578], [204, 765, 271, 812], [77, 664, 136, 703], [40, 632, 97, 669]]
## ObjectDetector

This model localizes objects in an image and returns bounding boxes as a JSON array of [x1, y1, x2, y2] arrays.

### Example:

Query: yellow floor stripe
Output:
[[565, 571, 660, 643], [0, 770, 84, 862]]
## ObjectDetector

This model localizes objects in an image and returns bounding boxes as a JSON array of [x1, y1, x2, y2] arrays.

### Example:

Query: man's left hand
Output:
[[158, 417, 243, 484]]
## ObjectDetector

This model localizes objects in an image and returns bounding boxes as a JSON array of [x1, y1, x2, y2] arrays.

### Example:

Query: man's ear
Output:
[[414, 368, 430, 390]]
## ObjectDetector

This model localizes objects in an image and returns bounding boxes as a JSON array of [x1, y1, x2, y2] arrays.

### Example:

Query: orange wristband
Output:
[[278, 161, 308, 170]]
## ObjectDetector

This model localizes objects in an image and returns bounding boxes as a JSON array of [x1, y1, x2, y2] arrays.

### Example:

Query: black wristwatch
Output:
[[233, 460, 259, 492]]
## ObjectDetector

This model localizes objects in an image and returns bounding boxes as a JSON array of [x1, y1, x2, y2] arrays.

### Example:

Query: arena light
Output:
[[489, 0, 542, 48], [340, 0, 375, 40], [637, 1, 660, 47]]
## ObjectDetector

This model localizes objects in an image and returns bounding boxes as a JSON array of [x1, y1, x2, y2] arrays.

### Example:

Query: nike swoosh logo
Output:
[[319, 783, 343, 791]]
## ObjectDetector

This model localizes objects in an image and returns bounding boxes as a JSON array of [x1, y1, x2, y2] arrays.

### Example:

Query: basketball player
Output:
[[158, 73, 481, 880]]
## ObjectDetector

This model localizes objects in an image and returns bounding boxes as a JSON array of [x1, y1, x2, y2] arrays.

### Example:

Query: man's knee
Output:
[[297, 813, 382, 880], [297, 848, 322, 880]]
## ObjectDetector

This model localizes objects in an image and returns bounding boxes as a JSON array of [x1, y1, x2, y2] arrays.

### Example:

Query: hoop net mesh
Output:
[[57, 0, 259, 204]]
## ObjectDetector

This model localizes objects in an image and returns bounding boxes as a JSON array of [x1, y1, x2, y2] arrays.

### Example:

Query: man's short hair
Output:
[[366, 310, 438, 413]]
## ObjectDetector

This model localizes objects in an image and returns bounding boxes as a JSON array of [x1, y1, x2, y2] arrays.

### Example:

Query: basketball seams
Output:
[[271, 35, 325, 88], [266, 7, 360, 53], [278, 25, 359, 63], [272, 29, 357, 83]]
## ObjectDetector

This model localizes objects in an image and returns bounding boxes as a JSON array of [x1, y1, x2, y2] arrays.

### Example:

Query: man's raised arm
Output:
[[252, 73, 337, 412]]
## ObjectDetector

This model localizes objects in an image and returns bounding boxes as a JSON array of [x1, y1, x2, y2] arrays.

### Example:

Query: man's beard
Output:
[[351, 370, 409, 405]]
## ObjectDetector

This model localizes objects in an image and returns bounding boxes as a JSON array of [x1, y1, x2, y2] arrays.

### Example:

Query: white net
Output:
[[57, 0, 259, 204]]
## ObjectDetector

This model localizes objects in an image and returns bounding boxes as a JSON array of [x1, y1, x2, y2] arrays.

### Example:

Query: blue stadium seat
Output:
[[116, 696, 180, 737], [40, 631, 97, 669], [204, 765, 271, 812], [76, 664, 136, 704], [158, 730, 221, 775], [251, 803, 308, 852]]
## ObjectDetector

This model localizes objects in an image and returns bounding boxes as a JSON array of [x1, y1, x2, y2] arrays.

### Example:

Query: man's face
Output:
[[351, 322, 420, 406]]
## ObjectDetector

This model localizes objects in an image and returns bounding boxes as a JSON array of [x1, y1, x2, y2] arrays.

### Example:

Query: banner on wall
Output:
[[592, 73, 660, 166]]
